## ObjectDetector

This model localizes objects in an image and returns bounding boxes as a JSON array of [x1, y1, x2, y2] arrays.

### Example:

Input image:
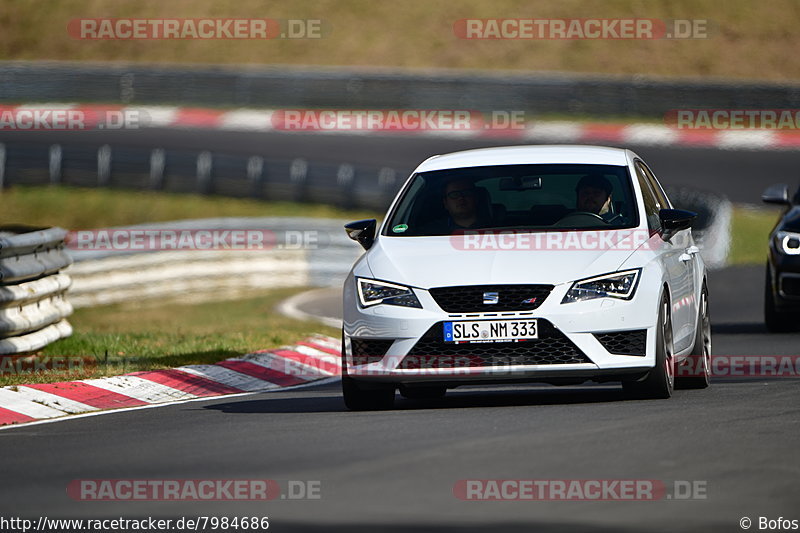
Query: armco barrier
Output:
[[65, 217, 361, 308], [0, 226, 73, 355], [1, 61, 800, 116], [0, 142, 405, 212]]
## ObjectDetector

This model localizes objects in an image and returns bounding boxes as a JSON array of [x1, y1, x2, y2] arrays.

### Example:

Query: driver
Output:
[[422, 178, 491, 234], [575, 174, 616, 221]]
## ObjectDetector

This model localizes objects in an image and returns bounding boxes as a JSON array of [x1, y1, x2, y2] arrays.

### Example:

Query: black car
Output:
[[762, 183, 800, 331]]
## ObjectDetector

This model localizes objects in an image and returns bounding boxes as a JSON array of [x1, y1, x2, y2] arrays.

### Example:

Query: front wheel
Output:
[[623, 293, 675, 399], [676, 282, 711, 389], [341, 330, 395, 410]]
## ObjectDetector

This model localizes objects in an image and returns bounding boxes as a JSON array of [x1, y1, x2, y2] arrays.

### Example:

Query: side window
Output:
[[637, 161, 672, 209], [635, 164, 662, 233]]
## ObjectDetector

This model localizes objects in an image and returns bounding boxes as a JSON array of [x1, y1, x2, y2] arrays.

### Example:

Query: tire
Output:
[[342, 376, 395, 411], [623, 293, 675, 399], [341, 329, 395, 410], [399, 385, 447, 400], [676, 281, 711, 389], [764, 264, 800, 332]]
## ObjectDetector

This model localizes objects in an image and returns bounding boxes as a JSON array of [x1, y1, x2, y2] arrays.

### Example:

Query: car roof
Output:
[[415, 145, 632, 173]]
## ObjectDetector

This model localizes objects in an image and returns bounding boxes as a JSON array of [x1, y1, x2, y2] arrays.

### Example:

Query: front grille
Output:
[[350, 338, 394, 365], [429, 284, 553, 312], [594, 330, 647, 356], [401, 320, 590, 369], [780, 275, 800, 298]]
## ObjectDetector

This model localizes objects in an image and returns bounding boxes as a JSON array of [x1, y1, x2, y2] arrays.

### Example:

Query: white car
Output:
[[342, 145, 711, 410]]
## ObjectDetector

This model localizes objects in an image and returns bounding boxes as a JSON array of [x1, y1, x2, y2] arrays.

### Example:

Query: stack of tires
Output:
[[0, 226, 73, 356]]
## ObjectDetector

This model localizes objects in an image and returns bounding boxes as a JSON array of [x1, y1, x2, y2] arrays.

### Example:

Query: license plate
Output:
[[443, 319, 538, 343]]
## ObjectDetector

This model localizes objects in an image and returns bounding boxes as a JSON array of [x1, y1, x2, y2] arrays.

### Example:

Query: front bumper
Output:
[[769, 248, 800, 308], [342, 273, 661, 385]]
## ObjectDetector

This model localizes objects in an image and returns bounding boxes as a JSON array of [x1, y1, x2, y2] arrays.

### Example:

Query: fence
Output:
[[2, 61, 800, 116], [0, 141, 405, 210], [0, 226, 73, 355]]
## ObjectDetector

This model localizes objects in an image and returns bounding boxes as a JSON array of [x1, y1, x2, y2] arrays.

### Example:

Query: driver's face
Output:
[[577, 186, 611, 214], [443, 180, 477, 218]]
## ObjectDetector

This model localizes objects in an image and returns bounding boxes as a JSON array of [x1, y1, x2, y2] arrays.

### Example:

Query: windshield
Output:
[[383, 164, 639, 236]]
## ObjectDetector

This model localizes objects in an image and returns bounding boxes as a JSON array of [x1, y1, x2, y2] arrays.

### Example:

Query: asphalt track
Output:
[[0, 266, 797, 532], [0, 130, 798, 532]]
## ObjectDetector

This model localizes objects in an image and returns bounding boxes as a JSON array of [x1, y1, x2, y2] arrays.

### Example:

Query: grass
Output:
[[728, 205, 779, 266], [0, 185, 374, 386], [0, 287, 339, 386], [1, 0, 799, 81], [0, 185, 381, 229]]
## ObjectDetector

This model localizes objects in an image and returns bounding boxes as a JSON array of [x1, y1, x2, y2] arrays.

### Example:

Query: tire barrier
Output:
[[0, 226, 73, 355]]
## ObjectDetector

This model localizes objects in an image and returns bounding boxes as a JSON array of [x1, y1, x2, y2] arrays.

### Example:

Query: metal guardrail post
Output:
[[149, 148, 165, 189], [0, 143, 5, 192], [247, 155, 264, 197], [120, 73, 135, 103], [49, 144, 62, 185], [378, 167, 397, 205], [97, 144, 111, 186], [196, 151, 213, 194], [290, 158, 308, 202], [337, 163, 355, 209]]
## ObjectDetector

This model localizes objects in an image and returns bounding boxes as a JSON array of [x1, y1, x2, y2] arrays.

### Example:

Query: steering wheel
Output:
[[556, 211, 609, 227]]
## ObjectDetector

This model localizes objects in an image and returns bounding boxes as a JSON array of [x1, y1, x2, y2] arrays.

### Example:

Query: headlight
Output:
[[357, 278, 422, 308], [561, 269, 641, 304], [774, 231, 800, 255]]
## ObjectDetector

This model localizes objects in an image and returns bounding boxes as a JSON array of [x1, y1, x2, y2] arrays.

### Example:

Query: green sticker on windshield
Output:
[[393, 224, 408, 233]]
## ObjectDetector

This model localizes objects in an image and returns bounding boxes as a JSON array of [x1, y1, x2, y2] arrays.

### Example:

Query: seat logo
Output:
[[483, 292, 499, 304]]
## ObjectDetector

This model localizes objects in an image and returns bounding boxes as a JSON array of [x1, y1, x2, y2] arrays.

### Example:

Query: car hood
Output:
[[366, 232, 641, 288]]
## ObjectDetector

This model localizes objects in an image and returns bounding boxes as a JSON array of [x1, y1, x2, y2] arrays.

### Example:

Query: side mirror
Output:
[[344, 219, 377, 250], [762, 184, 790, 206], [659, 208, 696, 241]]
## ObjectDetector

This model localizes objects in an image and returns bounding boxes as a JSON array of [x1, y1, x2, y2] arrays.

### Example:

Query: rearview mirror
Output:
[[762, 184, 790, 206], [659, 209, 696, 242], [499, 176, 542, 191], [345, 219, 377, 250]]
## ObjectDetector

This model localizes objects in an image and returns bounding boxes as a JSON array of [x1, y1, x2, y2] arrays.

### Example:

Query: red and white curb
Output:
[[0, 335, 341, 429], [4, 103, 800, 151]]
